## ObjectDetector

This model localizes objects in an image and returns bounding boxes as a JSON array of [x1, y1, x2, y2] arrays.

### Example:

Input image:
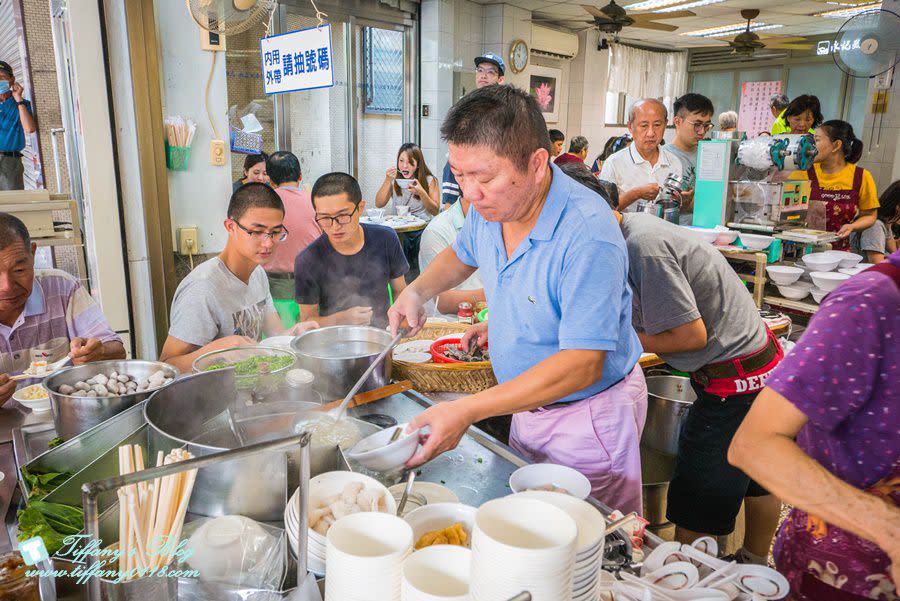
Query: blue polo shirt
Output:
[[452, 163, 641, 402], [0, 97, 29, 152]]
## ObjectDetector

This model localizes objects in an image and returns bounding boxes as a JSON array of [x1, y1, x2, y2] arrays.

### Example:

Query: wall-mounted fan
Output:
[[727, 10, 811, 55], [578, 1, 694, 34], [832, 8, 900, 77], [186, 0, 276, 36]]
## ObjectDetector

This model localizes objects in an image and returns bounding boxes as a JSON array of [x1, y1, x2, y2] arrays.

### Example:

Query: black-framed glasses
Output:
[[315, 205, 359, 228], [686, 120, 714, 133], [231, 218, 289, 242]]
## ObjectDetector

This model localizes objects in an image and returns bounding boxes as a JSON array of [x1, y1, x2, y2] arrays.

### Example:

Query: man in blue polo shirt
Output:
[[0, 62, 35, 191], [390, 85, 648, 514]]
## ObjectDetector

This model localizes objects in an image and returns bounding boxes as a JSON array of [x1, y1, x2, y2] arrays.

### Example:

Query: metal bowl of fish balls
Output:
[[44, 360, 179, 439]]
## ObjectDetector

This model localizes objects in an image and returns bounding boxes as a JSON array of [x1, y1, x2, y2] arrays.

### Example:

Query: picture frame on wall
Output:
[[529, 65, 562, 123]]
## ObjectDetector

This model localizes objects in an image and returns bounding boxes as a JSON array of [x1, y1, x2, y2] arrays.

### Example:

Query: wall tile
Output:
[[483, 17, 503, 44], [485, 4, 503, 18], [422, 35, 440, 62]]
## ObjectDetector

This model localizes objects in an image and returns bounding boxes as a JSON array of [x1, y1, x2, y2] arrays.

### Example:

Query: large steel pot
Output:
[[44, 360, 178, 440], [291, 326, 393, 399], [144, 368, 379, 521], [640, 375, 697, 456]]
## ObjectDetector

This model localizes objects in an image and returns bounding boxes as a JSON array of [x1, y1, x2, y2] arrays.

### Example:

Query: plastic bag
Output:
[[228, 103, 266, 154], [177, 515, 286, 597]]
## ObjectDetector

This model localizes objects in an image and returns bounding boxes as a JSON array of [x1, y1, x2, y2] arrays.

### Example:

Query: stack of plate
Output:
[[325, 512, 413, 601], [469, 496, 577, 601], [401, 545, 471, 601], [513, 491, 606, 601], [284, 471, 396, 575]]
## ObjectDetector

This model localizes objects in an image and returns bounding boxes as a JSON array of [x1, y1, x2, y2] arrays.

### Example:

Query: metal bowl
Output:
[[192, 346, 297, 392], [291, 326, 393, 399], [44, 360, 179, 440]]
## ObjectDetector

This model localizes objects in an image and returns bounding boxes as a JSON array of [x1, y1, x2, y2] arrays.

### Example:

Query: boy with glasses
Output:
[[294, 172, 408, 328], [665, 93, 715, 225], [161, 183, 317, 371]]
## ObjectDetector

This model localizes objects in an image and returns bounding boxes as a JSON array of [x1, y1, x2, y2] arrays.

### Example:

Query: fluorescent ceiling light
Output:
[[681, 22, 783, 37], [814, 2, 881, 17], [625, 0, 688, 11], [654, 0, 727, 12]]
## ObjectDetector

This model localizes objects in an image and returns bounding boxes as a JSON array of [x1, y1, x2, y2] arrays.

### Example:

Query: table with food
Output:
[[360, 211, 429, 234]]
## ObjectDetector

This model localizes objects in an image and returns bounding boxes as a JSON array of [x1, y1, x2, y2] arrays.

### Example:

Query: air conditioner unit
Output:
[[531, 24, 579, 59]]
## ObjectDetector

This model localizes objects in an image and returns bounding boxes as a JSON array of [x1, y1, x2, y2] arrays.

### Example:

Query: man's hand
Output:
[[206, 335, 255, 351], [405, 400, 476, 468], [460, 321, 488, 352], [286, 320, 319, 336], [339, 306, 373, 326], [0, 374, 16, 407], [386, 167, 397, 180], [10, 81, 23, 103], [637, 183, 660, 200], [388, 288, 427, 337], [69, 338, 105, 365]]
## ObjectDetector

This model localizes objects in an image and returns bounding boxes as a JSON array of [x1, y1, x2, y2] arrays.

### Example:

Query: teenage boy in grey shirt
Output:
[[560, 162, 784, 567], [664, 93, 714, 225], [160, 183, 317, 372]]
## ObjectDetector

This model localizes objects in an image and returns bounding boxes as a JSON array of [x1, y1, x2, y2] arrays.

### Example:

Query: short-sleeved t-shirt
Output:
[[767, 251, 899, 490], [620, 213, 768, 372], [452, 163, 642, 401], [169, 257, 275, 347], [391, 175, 437, 221], [441, 163, 460, 206], [294, 224, 409, 329], [850, 219, 890, 256], [0, 97, 30, 152], [789, 164, 880, 212]]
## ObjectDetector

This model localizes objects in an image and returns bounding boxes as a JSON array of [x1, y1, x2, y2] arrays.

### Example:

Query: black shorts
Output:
[[666, 380, 769, 535]]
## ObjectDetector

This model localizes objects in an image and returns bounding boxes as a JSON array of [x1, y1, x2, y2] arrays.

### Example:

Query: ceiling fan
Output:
[[725, 9, 813, 55], [578, 1, 695, 33]]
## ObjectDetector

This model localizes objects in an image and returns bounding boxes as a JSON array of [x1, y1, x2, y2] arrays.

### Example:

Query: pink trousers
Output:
[[510, 364, 648, 515]]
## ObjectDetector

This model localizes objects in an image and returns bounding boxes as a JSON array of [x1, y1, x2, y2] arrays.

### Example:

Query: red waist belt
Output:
[[692, 329, 784, 397]]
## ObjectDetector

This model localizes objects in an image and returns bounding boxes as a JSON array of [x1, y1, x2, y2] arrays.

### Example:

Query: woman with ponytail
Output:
[[791, 120, 878, 250]]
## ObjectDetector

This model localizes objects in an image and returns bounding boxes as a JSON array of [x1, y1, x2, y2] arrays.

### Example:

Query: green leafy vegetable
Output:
[[20, 466, 73, 500], [48, 437, 64, 449], [17, 500, 84, 555], [201, 354, 294, 376]]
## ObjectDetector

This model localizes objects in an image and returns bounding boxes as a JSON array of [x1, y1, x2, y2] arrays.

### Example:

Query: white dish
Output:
[[404, 502, 477, 549], [738, 233, 774, 251], [346, 422, 420, 473], [765, 265, 804, 285], [393, 351, 432, 364], [824, 250, 863, 269], [394, 340, 434, 354], [775, 283, 810, 300], [681, 226, 720, 245], [512, 490, 605, 554], [713, 228, 740, 246], [810, 271, 851, 292], [402, 545, 471, 600], [801, 252, 842, 272], [388, 481, 459, 505], [302, 471, 396, 545], [838, 262, 873, 276], [810, 287, 828, 303], [508, 463, 592, 500], [12, 384, 51, 412]]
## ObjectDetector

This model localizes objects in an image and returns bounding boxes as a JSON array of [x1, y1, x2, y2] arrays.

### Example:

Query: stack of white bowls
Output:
[[514, 491, 606, 601], [401, 545, 471, 601], [325, 511, 413, 601], [285, 471, 396, 575], [469, 496, 577, 601], [797, 251, 858, 303]]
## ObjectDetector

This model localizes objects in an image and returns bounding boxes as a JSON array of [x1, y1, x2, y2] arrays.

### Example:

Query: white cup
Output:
[[396, 205, 410, 217]]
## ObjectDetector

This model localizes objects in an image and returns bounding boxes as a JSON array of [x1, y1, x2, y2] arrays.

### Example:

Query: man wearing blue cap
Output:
[[441, 52, 506, 208], [0, 61, 35, 191]]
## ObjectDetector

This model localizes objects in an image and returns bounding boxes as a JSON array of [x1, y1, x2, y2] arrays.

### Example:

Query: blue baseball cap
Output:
[[475, 52, 505, 76]]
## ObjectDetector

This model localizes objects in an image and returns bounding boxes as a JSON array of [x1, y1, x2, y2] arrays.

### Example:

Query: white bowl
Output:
[[473, 496, 577, 556], [825, 250, 863, 269], [681, 226, 719, 245], [512, 491, 605, 554], [713, 229, 740, 246], [838, 263, 872, 276], [775, 283, 810, 300], [508, 463, 592, 500], [404, 503, 477, 549], [258, 336, 295, 351], [303, 471, 396, 544], [346, 422, 420, 473], [327, 511, 413, 560], [801, 252, 842, 272], [12, 384, 51, 412], [810, 287, 828, 303], [738, 233, 774, 251], [402, 545, 471, 600], [765, 265, 803, 286], [810, 271, 851, 292]]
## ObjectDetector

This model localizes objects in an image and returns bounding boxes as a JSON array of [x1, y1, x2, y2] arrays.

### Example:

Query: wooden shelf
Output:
[[764, 295, 819, 314]]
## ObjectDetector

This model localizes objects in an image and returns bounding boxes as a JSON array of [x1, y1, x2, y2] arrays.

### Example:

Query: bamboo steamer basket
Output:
[[392, 322, 497, 393]]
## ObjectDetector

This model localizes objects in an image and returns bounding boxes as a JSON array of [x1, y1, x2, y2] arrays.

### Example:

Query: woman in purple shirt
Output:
[[729, 250, 900, 600]]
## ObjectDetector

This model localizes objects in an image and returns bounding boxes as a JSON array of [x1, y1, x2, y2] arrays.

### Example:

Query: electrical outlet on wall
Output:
[[210, 140, 226, 166], [178, 227, 199, 255]]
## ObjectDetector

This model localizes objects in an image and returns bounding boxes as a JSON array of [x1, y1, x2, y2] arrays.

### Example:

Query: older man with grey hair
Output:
[[553, 135, 589, 166], [718, 110, 739, 132], [599, 98, 682, 211], [770, 93, 792, 135]]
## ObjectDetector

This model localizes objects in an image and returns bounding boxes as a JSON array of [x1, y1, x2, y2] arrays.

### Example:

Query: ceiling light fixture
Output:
[[653, 0, 726, 13], [681, 22, 783, 37], [625, 0, 688, 11], [814, 2, 881, 17]]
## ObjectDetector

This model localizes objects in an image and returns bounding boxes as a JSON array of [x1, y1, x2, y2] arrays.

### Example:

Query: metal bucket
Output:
[[635, 199, 662, 218], [44, 360, 179, 440], [291, 326, 394, 399], [640, 376, 696, 456], [144, 369, 379, 521], [641, 445, 676, 529]]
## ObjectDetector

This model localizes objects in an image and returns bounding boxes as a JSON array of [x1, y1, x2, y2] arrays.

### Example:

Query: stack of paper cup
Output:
[[469, 496, 577, 601], [325, 512, 413, 601], [514, 491, 606, 601], [401, 545, 471, 601]]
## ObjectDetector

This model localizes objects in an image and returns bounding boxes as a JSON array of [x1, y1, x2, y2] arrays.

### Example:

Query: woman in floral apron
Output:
[[792, 120, 879, 251]]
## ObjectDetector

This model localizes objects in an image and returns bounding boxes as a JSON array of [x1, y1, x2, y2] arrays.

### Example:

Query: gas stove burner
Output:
[[356, 414, 397, 429]]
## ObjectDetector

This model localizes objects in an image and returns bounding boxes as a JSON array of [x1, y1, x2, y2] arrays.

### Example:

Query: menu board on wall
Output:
[[738, 81, 782, 137]]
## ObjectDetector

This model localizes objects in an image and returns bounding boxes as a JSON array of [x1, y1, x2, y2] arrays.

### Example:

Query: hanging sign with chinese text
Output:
[[260, 24, 334, 94]]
